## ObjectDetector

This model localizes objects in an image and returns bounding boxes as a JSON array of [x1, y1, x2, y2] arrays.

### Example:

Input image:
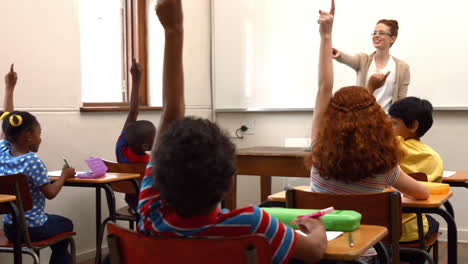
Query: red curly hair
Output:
[[308, 86, 402, 183]]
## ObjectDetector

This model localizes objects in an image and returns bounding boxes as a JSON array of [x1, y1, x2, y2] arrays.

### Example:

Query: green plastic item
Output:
[[262, 208, 362, 232]]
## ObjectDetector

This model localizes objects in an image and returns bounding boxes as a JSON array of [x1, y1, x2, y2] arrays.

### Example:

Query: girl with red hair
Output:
[[310, 1, 428, 200]]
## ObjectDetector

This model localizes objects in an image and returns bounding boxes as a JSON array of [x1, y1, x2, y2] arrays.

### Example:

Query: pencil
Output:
[[63, 158, 70, 168], [348, 232, 354, 247]]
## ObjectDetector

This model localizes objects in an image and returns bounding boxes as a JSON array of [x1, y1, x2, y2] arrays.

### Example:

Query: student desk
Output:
[[229, 147, 309, 210], [401, 191, 457, 264], [269, 187, 457, 264], [323, 225, 388, 262], [48, 171, 139, 262], [0, 195, 21, 264]]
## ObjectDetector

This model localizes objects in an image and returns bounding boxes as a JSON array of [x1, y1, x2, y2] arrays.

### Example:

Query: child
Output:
[[115, 60, 156, 210], [308, 3, 433, 263], [389, 97, 443, 182], [0, 65, 76, 264], [137, 0, 327, 263], [389, 97, 442, 244]]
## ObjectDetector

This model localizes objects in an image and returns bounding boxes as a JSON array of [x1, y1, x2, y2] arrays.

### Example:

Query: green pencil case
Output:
[[262, 208, 362, 232]]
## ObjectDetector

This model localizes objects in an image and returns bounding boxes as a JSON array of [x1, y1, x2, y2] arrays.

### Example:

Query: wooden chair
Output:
[[286, 189, 400, 264], [0, 174, 76, 264], [106, 222, 272, 264], [103, 159, 147, 229]]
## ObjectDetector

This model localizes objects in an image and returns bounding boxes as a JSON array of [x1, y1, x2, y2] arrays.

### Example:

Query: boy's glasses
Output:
[[371, 31, 392, 36]]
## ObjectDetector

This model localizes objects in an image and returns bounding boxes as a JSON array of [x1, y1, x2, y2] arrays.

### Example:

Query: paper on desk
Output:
[[295, 230, 343, 241], [443, 171, 456, 178]]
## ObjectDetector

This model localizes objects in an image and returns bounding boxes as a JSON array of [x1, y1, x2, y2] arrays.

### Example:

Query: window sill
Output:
[[80, 106, 162, 112]]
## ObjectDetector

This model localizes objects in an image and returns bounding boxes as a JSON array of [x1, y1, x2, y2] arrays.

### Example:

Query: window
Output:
[[80, 0, 160, 110]]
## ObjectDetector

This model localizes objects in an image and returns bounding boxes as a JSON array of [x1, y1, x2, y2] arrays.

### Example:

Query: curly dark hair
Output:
[[152, 117, 236, 217], [125, 120, 156, 153], [307, 86, 402, 183], [1, 111, 39, 143], [389, 97, 433, 138]]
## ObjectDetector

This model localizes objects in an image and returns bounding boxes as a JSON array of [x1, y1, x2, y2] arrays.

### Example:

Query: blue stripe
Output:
[[250, 207, 263, 233], [264, 215, 278, 242], [273, 227, 294, 264]]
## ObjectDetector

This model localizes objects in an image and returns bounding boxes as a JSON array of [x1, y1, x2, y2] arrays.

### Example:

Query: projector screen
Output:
[[213, 0, 468, 110]]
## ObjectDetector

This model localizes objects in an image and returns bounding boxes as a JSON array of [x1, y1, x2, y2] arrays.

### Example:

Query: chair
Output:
[[103, 160, 147, 229], [106, 222, 272, 264], [0, 173, 76, 264], [286, 188, 400, 264], [404, 172, 441, 264]]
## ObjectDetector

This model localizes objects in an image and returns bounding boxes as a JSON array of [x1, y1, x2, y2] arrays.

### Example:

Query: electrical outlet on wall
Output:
[[242, 120, 256, 135]]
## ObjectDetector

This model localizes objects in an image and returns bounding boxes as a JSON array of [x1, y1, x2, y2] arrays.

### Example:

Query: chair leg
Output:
[[22, 248, 39, 264], [433, 240, 438, 264], [129, 220, 134, 230], [69, 237, 77, 264]]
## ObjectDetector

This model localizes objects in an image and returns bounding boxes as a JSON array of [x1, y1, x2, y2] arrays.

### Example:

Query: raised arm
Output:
[[153, 0, 184, 148], [1, 64, 18, 140], [122, 59, 143, 131], [311, 0, 335, 141]]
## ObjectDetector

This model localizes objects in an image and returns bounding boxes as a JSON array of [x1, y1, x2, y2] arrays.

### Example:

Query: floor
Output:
[[78, 242, 468, 264]]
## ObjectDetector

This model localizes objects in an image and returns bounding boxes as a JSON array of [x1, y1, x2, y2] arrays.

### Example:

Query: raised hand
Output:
[[130, 59, 142, 82], [367, 71, 391, 93], [156, 0, 183, 33], [5, 64, 17, 90], [317, 0, 335, 36]]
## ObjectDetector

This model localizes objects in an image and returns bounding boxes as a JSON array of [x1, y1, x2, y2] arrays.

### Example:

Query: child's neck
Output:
[[10, 144, 30, 157]]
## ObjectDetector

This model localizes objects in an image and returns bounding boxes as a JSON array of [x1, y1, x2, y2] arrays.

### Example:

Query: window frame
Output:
[[80, 0, 160, 112]]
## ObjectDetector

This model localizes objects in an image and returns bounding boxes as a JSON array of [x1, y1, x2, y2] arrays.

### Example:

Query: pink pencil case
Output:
[[76, 157, 108, 179]]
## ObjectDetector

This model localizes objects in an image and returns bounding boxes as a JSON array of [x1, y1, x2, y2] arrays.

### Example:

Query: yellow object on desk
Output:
[[418, 181, 450, 195]]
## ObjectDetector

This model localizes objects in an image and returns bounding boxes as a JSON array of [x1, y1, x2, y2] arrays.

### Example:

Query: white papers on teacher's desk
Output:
[[443, 171, 456, 178], [295, 230, 343, 241]]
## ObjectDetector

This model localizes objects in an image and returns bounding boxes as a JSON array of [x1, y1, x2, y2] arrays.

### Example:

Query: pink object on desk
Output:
[[76, 157, 108, 179], [290, 206, 335, 225]]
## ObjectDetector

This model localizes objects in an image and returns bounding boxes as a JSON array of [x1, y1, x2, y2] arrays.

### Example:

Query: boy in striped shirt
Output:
[[137, 0, 327, 263]]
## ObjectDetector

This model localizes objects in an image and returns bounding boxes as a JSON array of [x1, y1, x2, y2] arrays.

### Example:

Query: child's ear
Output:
[[410, 120, 419, 134], [142, 143, 151, 151]]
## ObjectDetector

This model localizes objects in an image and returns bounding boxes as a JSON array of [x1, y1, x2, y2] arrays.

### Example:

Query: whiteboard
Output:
[[213, 0, 468, 110]]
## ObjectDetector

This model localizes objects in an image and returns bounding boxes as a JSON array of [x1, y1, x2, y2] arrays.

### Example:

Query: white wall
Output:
[[0, 0, 212, 262], [0, 0, 467, 263]]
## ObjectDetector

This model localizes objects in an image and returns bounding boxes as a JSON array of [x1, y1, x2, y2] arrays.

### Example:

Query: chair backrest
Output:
[[0, 173, 33, 213], [408, 172, 428, 182], [103, 160, 147, 194], [286, 189, 401, 263], [107, 222, 272, 264]]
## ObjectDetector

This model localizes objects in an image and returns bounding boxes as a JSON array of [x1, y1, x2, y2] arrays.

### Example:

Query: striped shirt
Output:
[[310, 165, 401, 194], [138, 163, 297, 264]]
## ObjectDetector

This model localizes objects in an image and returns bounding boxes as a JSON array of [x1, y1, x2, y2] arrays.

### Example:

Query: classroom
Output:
[[1, 0, 468, 263]]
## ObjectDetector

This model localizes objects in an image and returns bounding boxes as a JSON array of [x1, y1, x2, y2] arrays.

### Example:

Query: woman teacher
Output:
[[333, 19, 410, 111]]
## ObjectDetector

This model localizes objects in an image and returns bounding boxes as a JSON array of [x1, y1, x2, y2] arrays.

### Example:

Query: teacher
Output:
[[333, 19, 410, 111]]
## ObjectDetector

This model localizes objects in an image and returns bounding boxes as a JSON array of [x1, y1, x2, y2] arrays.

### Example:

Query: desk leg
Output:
[[95, 187, 101, 264], [435, 208, 457, 264], [443, 201, 455, 218], [374, 241, 391, 264], [260, 175, 272, 202], [224, 175, 237, 210]]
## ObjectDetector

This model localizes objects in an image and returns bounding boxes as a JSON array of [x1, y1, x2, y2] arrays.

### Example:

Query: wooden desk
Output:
[[401, 191, 457, 264], [324, 225, 388, 262], [49, 171, 140, 264], [228, 147, 309, 210], [271, 186, 457, 264]]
